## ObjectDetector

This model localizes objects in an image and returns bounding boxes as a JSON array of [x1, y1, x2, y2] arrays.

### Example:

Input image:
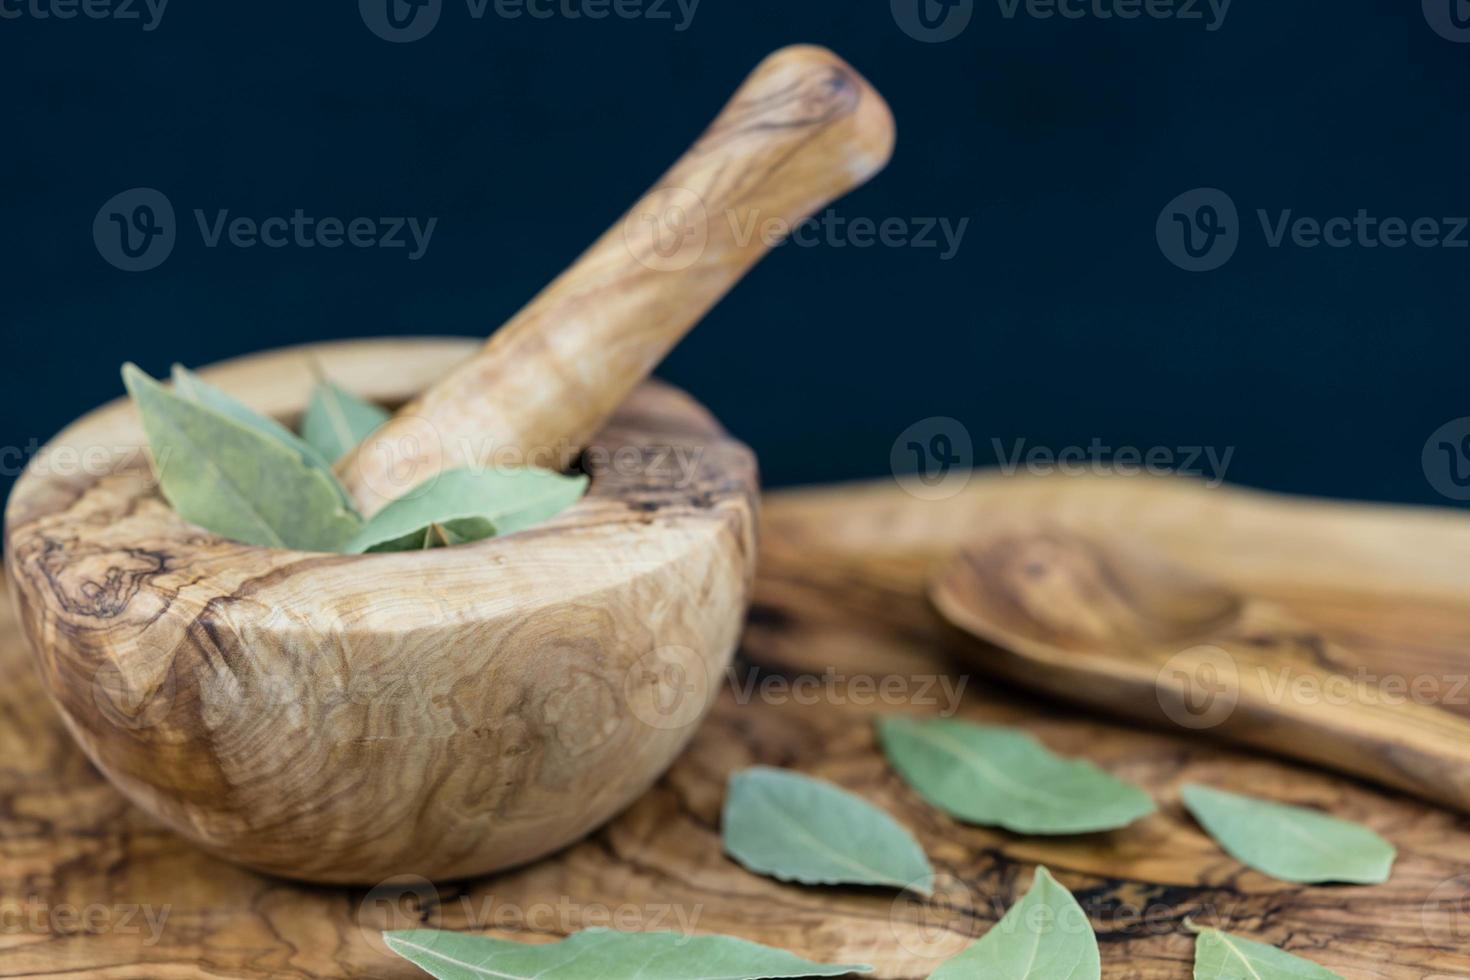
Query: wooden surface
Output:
[[337, 44, 894, 514], [3, 477, 1470, 977], [4, 339, 758, 884], [930, 528, 1470, 813]]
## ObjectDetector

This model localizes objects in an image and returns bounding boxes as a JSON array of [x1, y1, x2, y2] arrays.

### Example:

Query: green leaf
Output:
[[343, 466, 588, 554], [1189, 923, 1343, 979], [124, 364, 363, 551], [876, 717, 1156, 834], [301, 377, 390, 462], [170, 363, 356, 510], [721, 766, 933, 893], [928, 866, 1099, 979], [382, 927, 872, 979], [1180, 784, 1395, 884]]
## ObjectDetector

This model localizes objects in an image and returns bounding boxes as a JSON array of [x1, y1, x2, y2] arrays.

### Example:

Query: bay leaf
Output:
[[170, 363, 335, 471], [1180, 784, 1395, 884], [1189, 923, 1343, 979], [721, 766, 933, 893], [170, 363, 357, 510], [124, 364, 363, 551], [876, 716, 1156, 834], [928, 866, 1099, 980], [343, 466, 588, 554], [383, 927, 872, 979], [301, 377, 390, 462]]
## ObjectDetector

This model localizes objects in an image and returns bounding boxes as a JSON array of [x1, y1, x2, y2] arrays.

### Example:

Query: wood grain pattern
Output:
[[3, 339, 758, 884], [3, 508, 1470, 977], [930, 529, 1470, 813], [335, 45, 895, 514]]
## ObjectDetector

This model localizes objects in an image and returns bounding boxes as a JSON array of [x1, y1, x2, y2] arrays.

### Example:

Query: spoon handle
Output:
[[336, 45, 894, 513], [1152, 608, 1470, 813]]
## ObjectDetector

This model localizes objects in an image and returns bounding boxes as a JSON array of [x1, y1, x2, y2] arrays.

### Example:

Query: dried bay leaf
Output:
[[301, 376, 390, 462], [383, 927, 872, 980], [721, 766, 933, 893], [928, 866, 1099, 980], [876, 716, 1156, 834], [123, 364, 363, 551], [343, 466, 588, 554], [1180, 784, 1395, 884], [1189, 923, 1342, 979]]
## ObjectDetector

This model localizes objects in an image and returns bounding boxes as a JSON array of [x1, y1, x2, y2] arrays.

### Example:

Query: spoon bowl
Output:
[[931, 527, 1470, 813]]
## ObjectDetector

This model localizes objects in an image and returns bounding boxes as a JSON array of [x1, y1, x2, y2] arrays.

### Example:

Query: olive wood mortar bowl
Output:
[[4, 337, 758, 884]]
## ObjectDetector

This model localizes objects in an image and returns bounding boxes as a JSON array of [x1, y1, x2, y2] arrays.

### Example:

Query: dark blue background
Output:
[[3, 0, 1467, 506]]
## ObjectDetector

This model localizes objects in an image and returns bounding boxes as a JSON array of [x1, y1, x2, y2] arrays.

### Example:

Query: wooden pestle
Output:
[[335, 45, 895, 514]]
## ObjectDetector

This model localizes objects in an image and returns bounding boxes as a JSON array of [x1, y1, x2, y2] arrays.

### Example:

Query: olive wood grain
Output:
[[335, 45, 895, 514], [3, 528, 1469, 978], [4, 338, 758, 884], [931, 529, 1470, 813]]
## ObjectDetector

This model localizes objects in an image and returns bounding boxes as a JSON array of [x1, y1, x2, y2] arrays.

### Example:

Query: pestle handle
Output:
[[336, 45, 895, 513]]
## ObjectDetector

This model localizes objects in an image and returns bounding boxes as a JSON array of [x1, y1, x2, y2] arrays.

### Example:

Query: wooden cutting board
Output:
[[2, 477, 1469, 978]]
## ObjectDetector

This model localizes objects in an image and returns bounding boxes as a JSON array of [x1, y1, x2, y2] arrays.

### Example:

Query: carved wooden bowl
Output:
[[4, 338, 758, 884]]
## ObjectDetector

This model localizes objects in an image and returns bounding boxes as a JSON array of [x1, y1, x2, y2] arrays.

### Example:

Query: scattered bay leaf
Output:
[[343, 466, 588, 554], [301, 377, 390, 462], [124, 364, 363, 551], [1180, 784, 1395, 884], [929, 866, 1099, 979], [383, 927, 871, 980], [1189, 922, 1342, 979], [876, 716, 1156, 834], [721, 766, 933, 893]]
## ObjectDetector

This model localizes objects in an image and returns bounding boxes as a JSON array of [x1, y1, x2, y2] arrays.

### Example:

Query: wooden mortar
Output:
[[4, 46, 894, 883]]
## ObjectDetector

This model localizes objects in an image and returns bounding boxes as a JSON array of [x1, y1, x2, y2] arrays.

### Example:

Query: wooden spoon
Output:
[[337, 45, 895, 514], [929, 527, 1470, 813]]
